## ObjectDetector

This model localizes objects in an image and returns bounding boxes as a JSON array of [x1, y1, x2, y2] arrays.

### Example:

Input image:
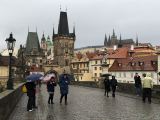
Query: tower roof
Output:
[[107, 35, 111, 46], [136, 35, 139, 46], [25, 32, 40, 54], [58, 11, 69, 35], [46, 36, 53, 46], [104, 34, 107, 46], [113, 29, 115, 37], [41, 33, 46, 42]]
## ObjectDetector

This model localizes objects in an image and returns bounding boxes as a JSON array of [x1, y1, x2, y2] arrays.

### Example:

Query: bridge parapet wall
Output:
[[71, 81, 160, 98], [0, 83, 24, 120]]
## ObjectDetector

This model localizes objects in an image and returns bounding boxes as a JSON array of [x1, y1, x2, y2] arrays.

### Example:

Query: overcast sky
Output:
[[0, 0, 160, 51]]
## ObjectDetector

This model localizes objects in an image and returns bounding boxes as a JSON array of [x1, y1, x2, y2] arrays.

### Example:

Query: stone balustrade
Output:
[[0, 83, 24, 120], [71, 81, 160, 98]]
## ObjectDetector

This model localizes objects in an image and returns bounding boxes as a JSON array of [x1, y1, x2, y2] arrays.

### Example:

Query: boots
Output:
[[48, 99, 50, 104]]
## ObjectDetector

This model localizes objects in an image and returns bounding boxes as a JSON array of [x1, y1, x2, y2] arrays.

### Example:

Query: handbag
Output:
[[22, 85, 27, 93]]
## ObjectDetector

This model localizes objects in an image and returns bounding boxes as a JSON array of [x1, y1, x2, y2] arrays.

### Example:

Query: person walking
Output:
[[110, 76, 118, 97], [59, 74, 70, 105], [134, 73, 142, 96], [25, 81, 37, 111], [47, 77, 57, 104], [142, 73, 153, 103], [25, 71, 38, 112], [104, 76, 110, 97]]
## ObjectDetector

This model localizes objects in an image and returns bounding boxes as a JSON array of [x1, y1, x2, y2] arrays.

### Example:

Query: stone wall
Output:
[[71, 81, 160, 98], [0, 83, 24, 120]]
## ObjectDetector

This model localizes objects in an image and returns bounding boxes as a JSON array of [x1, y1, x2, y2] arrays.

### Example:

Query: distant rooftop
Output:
[[75, 45, 104, 51]]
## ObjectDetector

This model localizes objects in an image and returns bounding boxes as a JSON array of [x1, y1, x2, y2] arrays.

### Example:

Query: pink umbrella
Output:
[[42, 74, 56, 82]]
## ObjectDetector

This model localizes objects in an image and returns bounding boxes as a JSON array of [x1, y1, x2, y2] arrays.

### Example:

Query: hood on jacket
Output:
[[146, 73, 151, 77]]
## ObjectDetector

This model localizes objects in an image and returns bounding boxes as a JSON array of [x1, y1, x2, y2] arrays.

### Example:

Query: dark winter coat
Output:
[[134, 75, 142, 88], [47, 81, 56, 92], [59, 76, 70, 95], [104, 78, 110, 91], [25, 82, 36, 97], [110, 78, 118, 87]]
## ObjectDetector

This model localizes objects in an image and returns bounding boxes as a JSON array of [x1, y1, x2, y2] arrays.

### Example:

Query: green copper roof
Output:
[[46, 36, 53, 47]]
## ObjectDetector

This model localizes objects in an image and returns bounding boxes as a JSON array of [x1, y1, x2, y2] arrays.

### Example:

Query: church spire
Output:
[[108, 35, 111, 46], [104, 34, 107, 46], [118, 34, 123, 48], [136, 35, 139, 46], [104, 34, 108, 46], [119, 34, 122, 43], [73, 25, 75, 34], [52, 25, 55, 40], [41, 32, 46, 42], [53, 26, 55, 35], [113, 29, 115, 37], [58, 11, 69, 35]]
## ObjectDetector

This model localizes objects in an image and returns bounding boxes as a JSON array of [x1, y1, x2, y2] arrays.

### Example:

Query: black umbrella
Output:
[[101, 74, 112, 77]]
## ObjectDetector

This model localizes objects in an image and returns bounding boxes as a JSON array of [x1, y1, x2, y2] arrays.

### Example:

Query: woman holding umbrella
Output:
[[59, 74, 70, 105], [47, 77, 57, 104], [25, 72, 40, 111]]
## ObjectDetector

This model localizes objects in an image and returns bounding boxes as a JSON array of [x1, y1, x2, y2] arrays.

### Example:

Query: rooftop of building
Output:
[[0, 56, 17, 66], [25, 32, 41, 55], [109, 55, 157, 72], [74, 45, 104, 51]]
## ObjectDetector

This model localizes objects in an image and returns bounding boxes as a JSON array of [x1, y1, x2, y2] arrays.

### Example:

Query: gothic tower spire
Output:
[[136, 35, 139, 46], [108, 35, 111, 46], [113, 29, 115, 37], [118, 34, 123, 48], [52, 25, 55, 40], [104, 34, 107, 46], [73, 25, 75, 34], [58, 11, 69, 35]]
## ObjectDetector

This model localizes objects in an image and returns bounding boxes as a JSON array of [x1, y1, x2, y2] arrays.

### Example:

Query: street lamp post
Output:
[[5, 33, 16, 89], [20, 45, 25, 79]]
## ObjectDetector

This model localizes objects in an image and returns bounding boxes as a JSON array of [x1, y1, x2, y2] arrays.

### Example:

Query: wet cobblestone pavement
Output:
[[8, 85, 160, 120]]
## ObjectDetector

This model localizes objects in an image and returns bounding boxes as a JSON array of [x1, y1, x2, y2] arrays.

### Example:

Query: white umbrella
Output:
[[42, 73, 56, 82]]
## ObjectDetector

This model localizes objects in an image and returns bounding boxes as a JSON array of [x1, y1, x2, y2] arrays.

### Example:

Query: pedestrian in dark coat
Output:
[[25, 81, 37, 111], [134, 73, 142, 96], [104, 76, 110, 97], [47, 77, 57, 104], [110, 76, 118, 97], [59, 74, 70, 105]]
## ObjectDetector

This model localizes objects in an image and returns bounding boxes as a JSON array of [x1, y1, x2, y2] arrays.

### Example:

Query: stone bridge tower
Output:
[[53, 11, 75, 73]]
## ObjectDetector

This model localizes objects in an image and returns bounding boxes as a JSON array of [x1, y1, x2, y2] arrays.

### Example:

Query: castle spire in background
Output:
[[118, 34, 123, 48], [108, 35, 111, 46], [104, 34, 107, 46], [136, 35, 139, 46], [73, 25, 75, 34], [113, 29, 115, 37], [52, 25, 55, 40]]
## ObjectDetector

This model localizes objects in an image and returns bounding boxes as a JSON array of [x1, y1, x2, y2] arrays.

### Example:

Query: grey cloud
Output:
[[0, 0, 160, 51]]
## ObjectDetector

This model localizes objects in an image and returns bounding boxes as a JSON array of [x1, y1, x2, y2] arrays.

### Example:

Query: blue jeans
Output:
[[135, 87, 142, 96]]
